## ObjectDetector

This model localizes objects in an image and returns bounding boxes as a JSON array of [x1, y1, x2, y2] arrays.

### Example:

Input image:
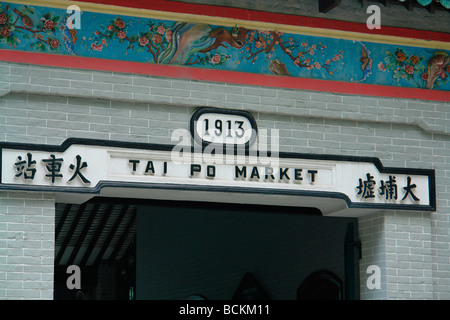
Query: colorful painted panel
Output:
[[1, 2, 449, 91]]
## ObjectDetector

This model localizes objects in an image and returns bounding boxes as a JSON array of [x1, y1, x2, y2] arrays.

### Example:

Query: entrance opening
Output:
[[53, 197, 359, 300], [53, 203, 136, 300]]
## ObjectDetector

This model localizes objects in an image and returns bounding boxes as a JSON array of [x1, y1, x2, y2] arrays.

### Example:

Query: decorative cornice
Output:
[[1, 0, 449, 100], [8, 0, 450, 49]]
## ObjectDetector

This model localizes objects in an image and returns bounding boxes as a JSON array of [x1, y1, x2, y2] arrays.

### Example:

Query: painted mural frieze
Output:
[[0, 2, 449, 91]]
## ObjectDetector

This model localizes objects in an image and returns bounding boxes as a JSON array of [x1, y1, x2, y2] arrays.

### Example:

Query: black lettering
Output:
[[294, 169, 303, 181], [129, 159, 140, 172], [206, 165, 216, 178], [145, 161, 155, 174], [190, 164, 201, 176], [279, 168, 290, 180], [250, 166, 260, 179], [235, 166, 247, 179], [308, 170, 318, 183], [265, 167, 275, 180], [163, 162, 167, 174]]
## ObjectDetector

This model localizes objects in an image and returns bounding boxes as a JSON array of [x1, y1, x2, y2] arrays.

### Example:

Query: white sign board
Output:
[[0, 139, 435, 212]]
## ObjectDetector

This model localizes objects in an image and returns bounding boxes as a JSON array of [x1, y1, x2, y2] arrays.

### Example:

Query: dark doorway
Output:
[[53, 197, 359, 300], [296, 270, 343, 300], [136, 200, 359, 300], [53, 202, 136, 300]]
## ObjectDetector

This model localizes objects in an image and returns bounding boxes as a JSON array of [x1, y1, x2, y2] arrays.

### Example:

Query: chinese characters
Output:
[[357, 173, 419, 202], [14, 153, 90, 184]]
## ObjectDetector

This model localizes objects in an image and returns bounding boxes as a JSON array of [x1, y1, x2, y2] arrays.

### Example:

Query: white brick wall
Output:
[[1, 61, 449, 299], [359, 211, 434, 299], [0, 192, 55, 300]]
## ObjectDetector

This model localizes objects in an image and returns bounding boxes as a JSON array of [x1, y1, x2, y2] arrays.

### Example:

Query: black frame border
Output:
[[189, 107, 259, 150]]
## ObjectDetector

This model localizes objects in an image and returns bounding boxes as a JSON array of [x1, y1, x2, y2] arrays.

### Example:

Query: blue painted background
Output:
[[1, 2, 449, 91]]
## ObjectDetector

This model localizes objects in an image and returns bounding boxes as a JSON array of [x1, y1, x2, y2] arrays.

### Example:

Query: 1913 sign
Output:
[[190, 107, 258, 148]]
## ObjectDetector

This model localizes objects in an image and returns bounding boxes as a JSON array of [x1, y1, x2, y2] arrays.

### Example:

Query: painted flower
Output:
[[404, 64, 414, 75], [0, 26, 10, 38], [314, 62, 321, 69], [91, 43, 103, 51], [446, 65, 450, 73], [395, 51, 406, 62], [107, 25, 114, 31], [44, 20, 55, 30], [165, 30, 172, 42], [157, 25, 165, 35], [152, 34, 162, 44], [410, 55, 419, 65], [94, 30, 100, 36], [441, 71, 446, 79], [0, 13, 6, 25], [301, 42, 307, 47], [211, 53, 221, 64], [115, 19, 125, 29], [421, 72, 428, 80], [378, 62, 386, 71], [49, 38, 60, 49], [117, 30, 126, 39], [138, 36, 149, 46]]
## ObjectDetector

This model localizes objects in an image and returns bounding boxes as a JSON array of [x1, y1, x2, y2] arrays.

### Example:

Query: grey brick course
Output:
[[1, 60, 449, 300]]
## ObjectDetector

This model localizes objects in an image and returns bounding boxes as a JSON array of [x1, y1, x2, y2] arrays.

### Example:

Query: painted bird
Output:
[[13, 8, 33, 29], [269, 59, 290, 76], [158, 22, 246, 65], [425, 51, 449, 89], [60, 10, 78, 55]]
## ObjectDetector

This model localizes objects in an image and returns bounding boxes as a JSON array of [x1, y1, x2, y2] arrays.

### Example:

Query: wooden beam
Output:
[[55, 203, 71, 240], [319, 0, 342, 13], [79, 204, 114, 267], [92, 205, 129, 268], [405, 0, 414, 11], [427, 2, 436, 14], [108, 213, 136, 265], [66, 203, 100, 266], [55, 203, 86, 266]]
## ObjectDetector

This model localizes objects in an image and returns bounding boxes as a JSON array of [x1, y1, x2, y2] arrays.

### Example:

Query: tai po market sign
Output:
[[0, 138, 435, 212]]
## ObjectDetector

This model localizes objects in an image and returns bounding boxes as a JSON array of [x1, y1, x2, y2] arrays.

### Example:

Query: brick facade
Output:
[[1, 61, 449, 299]]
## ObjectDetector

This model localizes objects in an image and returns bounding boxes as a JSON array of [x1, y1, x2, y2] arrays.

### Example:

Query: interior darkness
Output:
[[54, 197, 358, 300]]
